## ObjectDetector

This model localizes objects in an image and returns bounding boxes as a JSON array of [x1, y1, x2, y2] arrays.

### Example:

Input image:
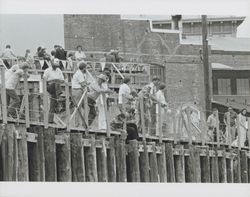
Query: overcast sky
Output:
[[0, 14, 249, 56]]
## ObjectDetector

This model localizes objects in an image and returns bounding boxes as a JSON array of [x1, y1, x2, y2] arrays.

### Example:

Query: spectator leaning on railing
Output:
[[5, 62, 29, 119], [0, 45, 16, 69], [207, 108, 219, 142], [74, 45, 86, 62]]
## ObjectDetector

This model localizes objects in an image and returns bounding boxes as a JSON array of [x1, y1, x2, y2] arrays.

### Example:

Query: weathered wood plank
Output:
[[157, 143, 167, 182], [44, 127, 57, 181], [218, 147, 227, 183], [185, 145, 195, 182], [211, 148, 219, 183], [200, 147, 211, 183], [193, 147, 201, 182], [96, 137, 108, 182], [174, 145, 185, 182], [17, 125, 29, 181], [115, 135, 127, 182], [71, 133, 85, 182], [85, 135, 98, 182], [149, 142, 159, 182], [127, 140, 140, 182], [240, 150, 248, 183], [107, 137, 116, 182], [57, 133, 72, 181], [139, 140, 150, 182], [0, 67, 7, 124], [165, 142, 175, 182], [233, 150, 241, 183]]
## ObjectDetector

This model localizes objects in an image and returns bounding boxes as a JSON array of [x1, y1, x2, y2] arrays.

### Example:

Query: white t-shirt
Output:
[[72, 69, 87, 89], [5, 64, 19, 80], [147, 82, 157, 95], [1, 48, 15, 59], [5, 69, 24, 89], [118, 83, 131, 104], [75, 51, 86, 61], [43, 67, 64, 82]]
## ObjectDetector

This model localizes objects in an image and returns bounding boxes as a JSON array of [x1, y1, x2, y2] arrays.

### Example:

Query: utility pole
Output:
[[202, 15, 212, 118]]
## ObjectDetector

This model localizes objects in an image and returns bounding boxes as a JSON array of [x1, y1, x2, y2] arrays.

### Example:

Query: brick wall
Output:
[[64, 15, 206, 110]]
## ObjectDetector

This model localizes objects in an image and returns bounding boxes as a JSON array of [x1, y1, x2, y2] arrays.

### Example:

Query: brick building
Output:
[[64, 15, 206, 110]]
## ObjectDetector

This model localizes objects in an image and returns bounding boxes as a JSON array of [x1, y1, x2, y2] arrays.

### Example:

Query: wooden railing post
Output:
[[0, 67, 7, 124], [65, 78, 70, 132], [186, 108, 192, 145], [227, 113, 231, 148], [236, 115, 241, 150], [42, 78, 48, 129], [156, 101, 163, 143], [83, 87, 89, 130], [215, 110, 220, 147], [248, 118, 250, 153], [103, 93, 110, 137], [23, 70, 30, 128], [139, 97, 146, 140]]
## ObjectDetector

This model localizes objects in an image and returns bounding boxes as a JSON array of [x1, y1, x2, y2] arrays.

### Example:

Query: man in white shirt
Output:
[[71, 62, 89, 127], [118, 77, 131, 113], [5, 56, 26, 80], [43, 58, 64, 123], [74, 45, 86, 62], [5, 62, 29, 118], [1, 45, 16, 69]]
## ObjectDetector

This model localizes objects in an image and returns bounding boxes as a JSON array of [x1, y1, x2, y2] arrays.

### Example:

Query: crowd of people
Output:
[[0, 44, 249, 146]]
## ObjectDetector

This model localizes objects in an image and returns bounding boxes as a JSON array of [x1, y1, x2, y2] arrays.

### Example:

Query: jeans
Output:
[[88, 97, 96, 126], [6, 89, 20, 117], [72, 89, 84, 127]]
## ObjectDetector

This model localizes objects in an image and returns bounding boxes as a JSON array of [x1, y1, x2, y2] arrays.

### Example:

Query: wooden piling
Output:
[[218, 147, 227, 183], [115, 135, 127, 182], [185, 145, 195, 182], [226, 150, 234, 183], [23, 71, 30, 128], [85, 135, 98, 182], [70, 133, 85, 182], [157, 143, 167, 182], [240, 150, 248, 183], [210, 148, 219, 183], [174, 145, 185, 182], [194, 147, 201, 182], [0, 67, 7, 124], [127, 140, 140, 182], [17, 125, 29, 181], [96, 137, 108, 182], [44, 127, 57, 181], [107, 137, 116, 182], [57, 133, 72, 182], [200, 146, 211, 183], [233, 150, 241, 183], [139, 140, 150, 182], [148, 142, 159, 182], [165, 142, 175, 182]]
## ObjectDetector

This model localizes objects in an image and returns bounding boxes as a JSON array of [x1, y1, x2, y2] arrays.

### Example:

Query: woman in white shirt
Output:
[[74, 45, 86, 62]]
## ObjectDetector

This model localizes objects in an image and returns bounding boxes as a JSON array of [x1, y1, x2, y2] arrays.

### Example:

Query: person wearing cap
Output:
[[43, 58, 64, 123], [38, 46, 50, 70], [74, 45, 86, 62], [54, 45, 67, 70], [5, 62, 29, 118], [5, 56, 26, 80], [71, 61, 89, 127], [87, 74, 113, 126]]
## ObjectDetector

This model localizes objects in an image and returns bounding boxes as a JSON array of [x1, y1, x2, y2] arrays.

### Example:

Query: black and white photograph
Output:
[[0, 0, 250, 196]]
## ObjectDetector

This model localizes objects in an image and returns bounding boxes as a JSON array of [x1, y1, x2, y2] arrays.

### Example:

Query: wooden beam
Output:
[[127, 140, 140, 182], [165, 142, 176, 182], [96, 137, 108, 182], [157, 143, 167, 182], [42, 78, 48, 129], [23, 71, 30, 128], [174, 145, 185, 182], [139, 140, 150, 182], [115, 135, 127, 182], [107, 136, 116, 182], [65, 79, 70, 132], [0, 67, 7, 124], [148, 142, 159, 182]]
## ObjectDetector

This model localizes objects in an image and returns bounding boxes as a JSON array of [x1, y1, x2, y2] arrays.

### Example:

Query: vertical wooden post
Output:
[[17, 125, 29, 181], [139, 140, 150, 182], [186, 108, 192, 145], [233, 150, 241, 183], [248, 118, 250, 152], [71, 133, 85, 182], [194, 147, 201, 182], [114, 135, 127, 182], [215, 110, 220, 147], [44, 127, 57, 181], [128, 140, 140, 182], [43, 78, 48, 128], [96, 137, 108, 182], [174, 145, 185, 182], [236, 115, 241, 150], [85, 135, 98, 182], [0, 67, 7, 124], [23, 71, 30, 128], [103, 94, 110, 137], [185, 145, 195, 182], [165, 142, 175, 182], [139, 97, 146, 140], [148, 142, 159, 182], [240, 150, 248, 183], [211, 148, 219, 183], [36, 126, 45, 181], [65, 79, 70, 132], [200, 146, 211, 182], [173, 115, 178, 144], [107, 137, 116, 182], [157, 143, 167, 182], [218, 147, 227, 183], [159, 103, 163, 143], [200, 110, 206, 146], [57, 133, 72, 181], [226, 156, 234, 183], [83, 88, 89, 130], [227, 113, 231, 148]]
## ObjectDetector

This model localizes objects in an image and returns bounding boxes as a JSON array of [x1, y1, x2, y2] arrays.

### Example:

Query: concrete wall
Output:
[[64, 15, 206, 110]]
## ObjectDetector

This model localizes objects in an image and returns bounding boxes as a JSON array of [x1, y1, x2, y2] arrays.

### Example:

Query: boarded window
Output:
[[236, 78, 250, 95], [218, 78, 231, 95]]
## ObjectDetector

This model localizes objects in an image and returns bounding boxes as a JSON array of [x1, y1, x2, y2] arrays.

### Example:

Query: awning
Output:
[[212, 63, 250, 70]]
